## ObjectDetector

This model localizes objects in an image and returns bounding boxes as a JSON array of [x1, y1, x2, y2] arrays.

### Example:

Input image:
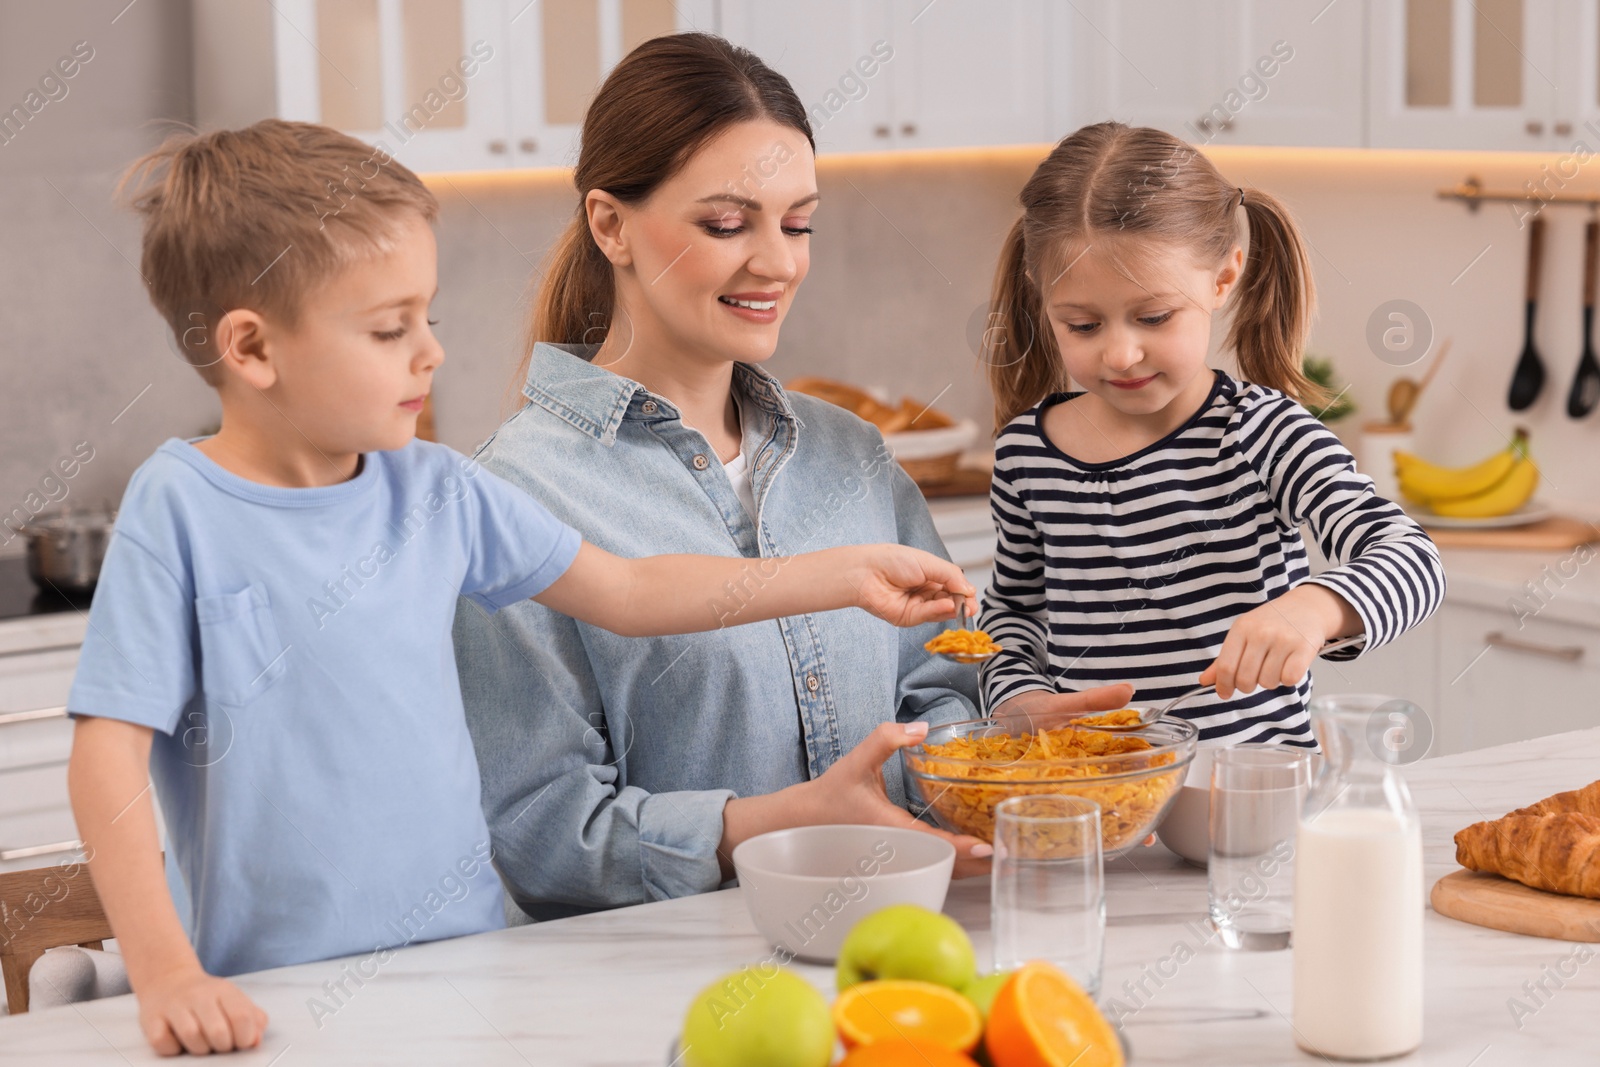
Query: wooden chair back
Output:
[[0, 859, 112, 1014]]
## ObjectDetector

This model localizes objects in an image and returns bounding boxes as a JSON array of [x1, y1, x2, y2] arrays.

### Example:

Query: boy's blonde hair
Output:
[[121, 120, 439, 382], [985, 121, 1323, 429]]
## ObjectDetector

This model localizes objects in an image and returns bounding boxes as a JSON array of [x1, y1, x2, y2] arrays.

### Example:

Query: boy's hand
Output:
[[990, 683, 1138, 733], [1200, 585, 1358, 699], [845, 545, 977, 628], [138, 965, 267, 1056]]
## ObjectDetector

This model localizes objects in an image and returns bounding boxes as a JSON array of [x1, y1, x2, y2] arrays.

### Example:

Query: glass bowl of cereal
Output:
[[901, 715, 1198, 856]]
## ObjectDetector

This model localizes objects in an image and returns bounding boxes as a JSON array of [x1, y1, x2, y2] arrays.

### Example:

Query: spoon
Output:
[[1385, 338, 1450, 427], [1508, 214, 1547, 411], [1567, 218, 1600, 418], [933, 598, 999, 665], [1079, 634, 1370, 732]]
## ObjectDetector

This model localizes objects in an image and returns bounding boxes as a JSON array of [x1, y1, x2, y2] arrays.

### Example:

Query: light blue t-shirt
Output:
[[68, 438, 581, 976]]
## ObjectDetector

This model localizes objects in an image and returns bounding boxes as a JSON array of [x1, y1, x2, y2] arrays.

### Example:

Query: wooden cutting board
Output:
[[918, 466, 993, 499], [1419, 515, 1598, 551], [1431, 869, 1600, 940]]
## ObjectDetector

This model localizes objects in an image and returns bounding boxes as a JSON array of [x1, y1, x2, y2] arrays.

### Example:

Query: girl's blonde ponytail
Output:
[[1228, 189, 1326, 408], [986, 216, 1067, 430]]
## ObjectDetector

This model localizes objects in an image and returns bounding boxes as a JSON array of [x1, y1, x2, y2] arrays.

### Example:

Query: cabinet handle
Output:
[[1526, 120, 1545, 136], [1485, 631, 1583, 662], [900, 122, 917, 136], [1197, 116, 1212, 133], [0, 840, 82, 863], [0, 706, 66, 728], [518, 138, 538, 153], [873, 124, 891, 138], [1218, 118, 1235, 132], [1555, 121, 1574, 137], [488, 139, 508, 154]]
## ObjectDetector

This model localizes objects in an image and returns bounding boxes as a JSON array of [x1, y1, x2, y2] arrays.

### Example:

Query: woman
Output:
[[454, 33, 1127, 918]]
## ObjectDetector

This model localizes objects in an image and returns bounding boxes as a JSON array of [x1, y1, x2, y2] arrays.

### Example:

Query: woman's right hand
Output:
[[989, 683, 1137, 734], [721, 721, 994, 881]]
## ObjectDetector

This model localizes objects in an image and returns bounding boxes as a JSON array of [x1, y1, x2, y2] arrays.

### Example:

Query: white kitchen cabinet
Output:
[[1311, 616, 1444, 750], [0, 615, 87, 874], [1055, 0, 1365, 148], [194, 0, 717, 174], [1434, 600, 1600, 753], [1367, 0, 1575, 151], [720, 0, 1053, 155]]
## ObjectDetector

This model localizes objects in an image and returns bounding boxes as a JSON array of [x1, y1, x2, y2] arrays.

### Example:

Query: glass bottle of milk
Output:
[[1293, 694, 1424, 1061]]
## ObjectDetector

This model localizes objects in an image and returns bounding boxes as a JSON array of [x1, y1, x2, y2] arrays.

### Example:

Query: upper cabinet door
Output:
[[1056, 0, 1232, 140], [505, 0, 719, 169], [1056, 0, 1364, 148], [1551, 2, 1600, 148], [888, 0, 1053, 150], [1368, 0, 1562, 150], [269, 0, 514, 173], [719, 1, 898, 156]]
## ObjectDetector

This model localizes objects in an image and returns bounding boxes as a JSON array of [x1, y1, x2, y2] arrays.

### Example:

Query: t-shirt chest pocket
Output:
[[195, 583, 289, 707]]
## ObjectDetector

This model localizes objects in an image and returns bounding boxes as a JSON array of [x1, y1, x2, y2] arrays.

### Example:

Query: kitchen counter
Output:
[[4, 730, 1598, 1064]]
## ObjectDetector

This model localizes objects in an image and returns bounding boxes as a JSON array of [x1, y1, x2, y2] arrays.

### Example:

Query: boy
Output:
[[67, 120, 973, 1056]]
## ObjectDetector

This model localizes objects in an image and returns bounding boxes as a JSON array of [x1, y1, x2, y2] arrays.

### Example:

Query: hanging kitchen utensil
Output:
[[1567, 217, 1600, 418], [1508, 215, 1547, 410], [1386, 337, 1451, 426]]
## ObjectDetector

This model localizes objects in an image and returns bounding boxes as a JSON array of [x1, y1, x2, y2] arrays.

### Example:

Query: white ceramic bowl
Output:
[[882, 418, 979, 460], [1154, 746, 1215, 867], [731, 825, 955, 964]]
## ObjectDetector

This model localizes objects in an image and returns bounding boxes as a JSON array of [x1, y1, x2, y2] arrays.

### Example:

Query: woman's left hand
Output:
[[846, 545, 977, 628], [1200, 585, 1357, 699]]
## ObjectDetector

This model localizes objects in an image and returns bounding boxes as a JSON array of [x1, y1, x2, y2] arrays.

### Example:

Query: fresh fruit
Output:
[[1393, 429, 1525, 502], [834, 979, 984, 1052], [680, 967, 834, 1067], [1394, 429, 1540, 519], [837, 904, 978, 992], [963, 970, 1016, 1022], [838, 1038, 982, 1066], [1427, 449, 1539, 517], [984, 962, 1124, 1067]]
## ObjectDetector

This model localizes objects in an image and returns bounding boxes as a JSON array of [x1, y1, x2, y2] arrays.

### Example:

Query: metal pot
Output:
[[21, 508, 114, 595]]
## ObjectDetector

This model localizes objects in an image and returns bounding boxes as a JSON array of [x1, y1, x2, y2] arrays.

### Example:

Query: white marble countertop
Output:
[[4, 730, 1599, 1064]]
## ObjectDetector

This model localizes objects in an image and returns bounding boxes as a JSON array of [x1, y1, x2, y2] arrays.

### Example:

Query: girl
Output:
[[978, 122, 1445, 746]]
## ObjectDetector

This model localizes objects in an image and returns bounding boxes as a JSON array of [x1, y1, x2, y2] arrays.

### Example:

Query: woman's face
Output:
[[593, 119, 818, 367]]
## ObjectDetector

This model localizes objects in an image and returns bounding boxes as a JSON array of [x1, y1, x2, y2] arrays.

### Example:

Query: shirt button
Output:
[[641, 400, 658, 415], [692, 454, 709, 470], [805, 673, 819, 692]]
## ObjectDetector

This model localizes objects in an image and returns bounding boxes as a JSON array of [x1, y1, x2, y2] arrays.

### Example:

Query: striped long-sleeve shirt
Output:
[[979, 371, 1446, 746]]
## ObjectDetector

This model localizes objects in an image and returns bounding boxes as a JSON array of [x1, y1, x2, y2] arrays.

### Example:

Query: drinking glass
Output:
[[990, 794, 1105, 996], [1208, 746, 1313, 950]]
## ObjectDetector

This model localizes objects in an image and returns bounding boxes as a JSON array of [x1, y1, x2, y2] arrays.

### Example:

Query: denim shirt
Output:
[[453, 343, 979, 917]]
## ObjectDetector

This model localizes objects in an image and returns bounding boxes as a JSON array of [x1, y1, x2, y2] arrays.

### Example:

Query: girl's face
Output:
[[590, 119, 818, 367], [1043, 240, 1244, 421]]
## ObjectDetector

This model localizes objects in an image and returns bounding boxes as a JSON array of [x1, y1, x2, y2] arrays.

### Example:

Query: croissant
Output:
[[1454, 812, 1600, 898], [1511, 780, 1600, 818]]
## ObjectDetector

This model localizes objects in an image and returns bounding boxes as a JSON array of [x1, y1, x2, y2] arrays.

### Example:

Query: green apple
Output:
[[680, 967, 833, 1067], [835, 904, 977, 992], [963, 970, 1016, 1022]]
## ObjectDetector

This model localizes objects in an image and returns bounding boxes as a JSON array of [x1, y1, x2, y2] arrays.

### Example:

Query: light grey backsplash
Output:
[[3, 2, 1597, 555]]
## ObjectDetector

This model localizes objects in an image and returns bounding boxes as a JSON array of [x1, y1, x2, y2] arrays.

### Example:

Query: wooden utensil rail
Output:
[[1440, 175, 1600, 213]]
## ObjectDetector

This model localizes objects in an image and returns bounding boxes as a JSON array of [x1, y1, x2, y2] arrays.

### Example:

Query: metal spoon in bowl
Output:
[[1082, 634, 1370, 732], [932, 598, 1000, 665]]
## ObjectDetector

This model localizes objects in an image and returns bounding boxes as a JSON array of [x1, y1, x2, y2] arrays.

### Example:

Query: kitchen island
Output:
[[3, 729, 1598, 1065]]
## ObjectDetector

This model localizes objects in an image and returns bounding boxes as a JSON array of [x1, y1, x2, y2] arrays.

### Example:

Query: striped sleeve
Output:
[[1243, 398, 1446, 657], [979, 436, 1059, 709]]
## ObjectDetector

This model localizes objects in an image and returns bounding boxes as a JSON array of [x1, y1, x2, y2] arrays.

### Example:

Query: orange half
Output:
[[838, 1038, 981, 1067], [985, 962, 1124, 1067], [833, 979, 984, 1053]]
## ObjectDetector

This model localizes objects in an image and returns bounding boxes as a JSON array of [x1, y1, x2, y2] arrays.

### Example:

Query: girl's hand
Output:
[[845, 546, 977, 629], [1200, 586, 1357, 699], [798, 721, 994, 879], [990, 684, 1137, 733], [137, 964, 268, 1056]]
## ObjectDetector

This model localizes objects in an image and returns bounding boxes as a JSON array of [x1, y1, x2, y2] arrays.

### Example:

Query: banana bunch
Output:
[[1394, 429, 1539, 519]]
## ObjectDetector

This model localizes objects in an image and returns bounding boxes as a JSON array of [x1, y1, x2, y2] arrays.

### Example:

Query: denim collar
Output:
[[521, 342, 798, 446]]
